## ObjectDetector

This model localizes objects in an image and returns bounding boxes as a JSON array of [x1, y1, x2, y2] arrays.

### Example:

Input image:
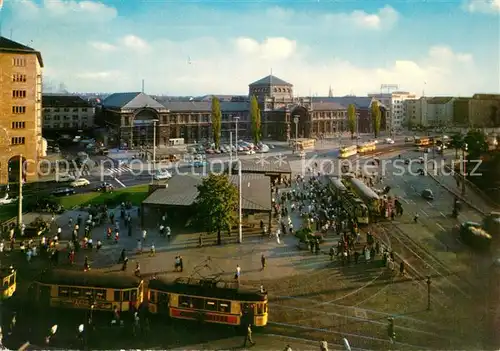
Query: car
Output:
[[405, 136, 414, 142], [193, 160, 207, 167], [51, 187, 76, 197], [385, 138, 395, 144], [70, 178, 90, 187], [95, 182, 114, 192], [56, 174, 76, 183], [245, 150, 256, 155], [0, 194, 17, 205], [421, 189, 434, 200], [154, 170, 172, 180], [258, 144, 270, 153]]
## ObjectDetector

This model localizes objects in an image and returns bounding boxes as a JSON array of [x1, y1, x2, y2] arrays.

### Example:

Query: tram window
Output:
[[191, 297, 204, 309], [3, 280, 8, 289], [123, 290, 130, 301], [9, 276, 14, 285], [58, 287, 69, 297], [256, 303, 264, 314], [95, 289, 106, 301], [149, 291, 157, 303], [131, 289, 137, 301], [114, 290, 121, 302], [264, 303, 268, 313], [179, 295, 190, 307], [84, 289, 94, 299], [71, 288, 82, 297], [158, 292, 169, 304], [205, 300, 217, 311], [219, 301, 230, 313]]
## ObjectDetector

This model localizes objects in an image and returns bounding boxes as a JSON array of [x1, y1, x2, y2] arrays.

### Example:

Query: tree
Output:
[[464, 129, 488, 158], [211, 97, 222, 149], [450, 133, 464, 159], [347, 104, 357, 139], [371, 101, 381, 138], [193, 173, 238, 245], [250, 95, 262, 143]]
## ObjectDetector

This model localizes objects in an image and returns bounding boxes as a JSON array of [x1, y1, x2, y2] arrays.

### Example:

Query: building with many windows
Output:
[[97, 75, 390, 148], [405, 97, 455, 127], [42, 94, 95, 131], [0, 36, 44, 183], [368, 91, 416, 132]]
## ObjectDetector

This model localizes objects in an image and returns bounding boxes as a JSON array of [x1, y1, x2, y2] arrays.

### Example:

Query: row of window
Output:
[[12, 122, 26, 129], [58, 287, 107, 300], [12, 90, 26, 99], [13, 58, 26, 67], [178, 295, 232, 313], [45, 108, 89, 112], [44, 123, 89, 129], [11, 137, 25, 145], [12, 106, 26, 114], [12, 74, 27, 82], [44, 115, 89, 121]]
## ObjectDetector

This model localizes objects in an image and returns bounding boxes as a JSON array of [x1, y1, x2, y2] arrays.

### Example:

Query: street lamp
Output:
[[234, 116, 240, 159], [293, 116, 299, 150], [461, 143, 468, 195], [150, 119, 159, 182], [426, 276, 431, 310]]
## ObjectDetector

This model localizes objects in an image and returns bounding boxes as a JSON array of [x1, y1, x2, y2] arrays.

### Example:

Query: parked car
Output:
[[56, 174, 76, 183], [51, 187, 76, 197], [70, 178, 90, 187], [154, 170, 172, 180]]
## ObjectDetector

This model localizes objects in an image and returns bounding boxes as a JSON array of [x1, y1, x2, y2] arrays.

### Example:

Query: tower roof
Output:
[[249, 75, 292, 87]]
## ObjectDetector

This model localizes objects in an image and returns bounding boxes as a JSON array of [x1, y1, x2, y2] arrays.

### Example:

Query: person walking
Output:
[[243, 324, 255, 347], [261, 254, 266, 270]]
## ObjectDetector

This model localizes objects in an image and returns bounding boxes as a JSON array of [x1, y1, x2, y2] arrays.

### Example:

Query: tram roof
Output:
[[36, 269, 142, 289], [329, 177, 348, 191], [149, 276, 267, 301], [349, 178, 380, 200]]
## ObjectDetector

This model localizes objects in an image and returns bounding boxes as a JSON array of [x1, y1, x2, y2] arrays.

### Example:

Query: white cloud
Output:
[[464, 0, 500, 13], [121, 35, 150, 51], [10, 0, 117, 21], [89, 41, 116, 52], [76, 71, 119, 80], [235, 37, 297, 60], [324, 5, 399, 30]]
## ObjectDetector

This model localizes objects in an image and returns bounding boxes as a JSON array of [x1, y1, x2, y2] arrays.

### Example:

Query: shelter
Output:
[[141, 173, 273, 230], [228, 158, 292, 184]]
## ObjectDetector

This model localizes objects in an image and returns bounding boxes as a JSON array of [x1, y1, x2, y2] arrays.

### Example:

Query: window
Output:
[[256, 303, 264, 315], [63, 108, 70, 112], [205, 300, 217, 311], [12, 106, 26, 114], [73, 108, 78, 112], [53, 123, 60, 128], [131, 289, 137, 301], [114, 290, 121, 301], [12, 90, 26, 99], [149, 291, 157, 303], [95, 289, 106, 300], [179, 295, 190, 308], [219, 301, 231, 313], [11, 122, 26, 129], [11, 137, 25, 145], [12, 74, 27, 82], [158, 292, 169, 305], [3, 280, 8, 289], [123, 290, 130, 301], [73, 122, 79, 128], [71, 288, 82, 297], [82, 108, 88, 112], [72, 115, 78, 120], [83, 289, 94, 299], [13, 57, 26, 67], [58, 287, 70, 297]]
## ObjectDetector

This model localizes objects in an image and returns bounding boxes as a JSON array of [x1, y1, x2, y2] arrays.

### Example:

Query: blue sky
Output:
[[1, 0, 499, 96]]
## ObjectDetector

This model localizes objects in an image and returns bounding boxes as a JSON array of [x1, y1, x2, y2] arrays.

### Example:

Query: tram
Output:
[[339, 145, 357, 159], [414, 137, 433, 147], [357, 142, 376, 154], [148, 276, 268, 327], [33, 269, 144, 312], [326, 177, 369, 224], [345, 177, 381, 215], [0, 266, 16, 299]]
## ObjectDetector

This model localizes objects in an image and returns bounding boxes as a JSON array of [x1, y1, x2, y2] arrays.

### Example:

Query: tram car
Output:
[[148, 276, 268, 327], [0, 266, 16, 299], [339, 145, 357, 159], [32, 269, 144, 312], [357, 142, 376, 154]]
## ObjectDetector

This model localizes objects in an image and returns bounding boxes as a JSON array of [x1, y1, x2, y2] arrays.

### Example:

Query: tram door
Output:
[[158, 292, 170, 314], [241, 303, 255, 326], [38, 285, 51, 305]]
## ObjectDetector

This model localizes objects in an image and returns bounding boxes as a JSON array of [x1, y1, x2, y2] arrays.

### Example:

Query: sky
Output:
[[0, 0, 499, 96]]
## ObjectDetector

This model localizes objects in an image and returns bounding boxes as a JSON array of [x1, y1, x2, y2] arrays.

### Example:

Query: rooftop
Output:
[[231, 158, 292, 175], [102, 92, 165, 110], [42, 94, 94, 108], [249, 75, 292, 87], [313, 96, 375, 109], [0, 36, 44, 67], [312, 101, 347, 111], [142, 173, 272, 212]]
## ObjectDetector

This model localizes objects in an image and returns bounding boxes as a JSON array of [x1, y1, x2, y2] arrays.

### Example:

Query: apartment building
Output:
[[368, 91, 416, 131], [42, 94, 95, 130], [405, 97, 455, 127], [0, 37, 44, 184], [469, 94, 500, 127]]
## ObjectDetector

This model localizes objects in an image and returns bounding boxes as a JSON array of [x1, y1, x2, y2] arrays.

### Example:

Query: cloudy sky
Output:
[[1, 0, 499, 96]]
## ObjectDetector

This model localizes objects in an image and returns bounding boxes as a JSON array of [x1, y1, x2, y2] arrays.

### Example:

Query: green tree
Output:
[[250, 95, 262, 143], [193, 173, 238, 245], [347, 104, 357, 139], [211, 97, 222, 149], [464, 129, 488, 158], [371, 101, 381, 138], [450, 133, 464, 159]]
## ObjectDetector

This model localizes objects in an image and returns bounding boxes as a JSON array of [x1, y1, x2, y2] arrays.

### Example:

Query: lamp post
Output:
[[17, 155, 23, 229], [356, 112, 359, 146], [461, 143, 468, 195], [426, 276, 431, 310], [234, 116, 240, 159], [293, 116, 299, 150], [150, 119, 159, 182]]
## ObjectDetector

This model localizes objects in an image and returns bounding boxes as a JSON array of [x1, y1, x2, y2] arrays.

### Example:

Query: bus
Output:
[[148, 276, 268, 327], [357, 142, 376, 154], [325, 177, 369, 224], [414, 137, 432, 147], [0, 267, 16, 299], [339, 145, 357, 159], [33, 270, 144, 312], [345, 177, 381, 215]]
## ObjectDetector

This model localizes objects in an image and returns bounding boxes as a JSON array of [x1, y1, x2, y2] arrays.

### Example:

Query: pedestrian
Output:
[[150, 243, 155, 257], [142, 229, 147, 242], [121, 257, 128, 271], [284, 345, 292, 351], [137, 239, 142, 254], [198, 234, 203, 247], [354, 251, 360, 264], [166, 226, 171, 242], [320, 338, 328, 351], [243, 324, 255, 347], [179, 256, 183, 272], [84, 256, 90, 271], [235, 264, 241, 279], [413, 213, 419, 223], [261, 254, 266, 270], [134, 262, 140, 277], [276, 229, 281, 244], [329, 247, 334, 261]]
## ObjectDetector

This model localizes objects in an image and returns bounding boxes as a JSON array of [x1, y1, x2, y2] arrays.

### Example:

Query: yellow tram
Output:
[[0, 267, 16, 299], [33, 269, 144, 312], [339, 145, 358, 159], [357, 141, 376, 154], [148, 277, 268, 327]]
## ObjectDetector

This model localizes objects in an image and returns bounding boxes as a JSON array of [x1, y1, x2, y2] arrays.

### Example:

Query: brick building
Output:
[[0, 37, 43, 183]]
